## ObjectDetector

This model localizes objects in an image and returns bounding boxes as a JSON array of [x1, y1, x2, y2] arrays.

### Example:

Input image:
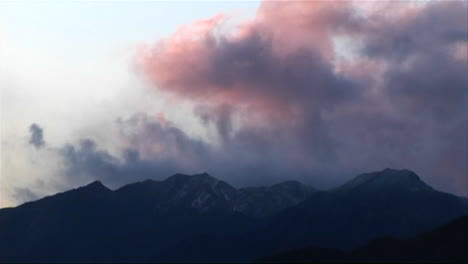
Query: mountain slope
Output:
[[235, 181, 315, 217], [0, 173, 313, 262], [259, 213, 468, 262], [0, 181, 121, 262], [112, 173, 314, 217], [163, 169, 468, 262], [114, 173, 238, 215], [266, 168, 468, 249]]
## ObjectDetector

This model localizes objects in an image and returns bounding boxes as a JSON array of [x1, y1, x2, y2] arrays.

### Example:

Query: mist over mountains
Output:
[[2, 1, 467, 263], [1, 168, 467, 263]]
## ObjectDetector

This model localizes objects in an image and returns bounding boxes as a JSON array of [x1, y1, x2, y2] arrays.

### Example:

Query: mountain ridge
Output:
[[336, 168, 433, 194], [1, 168, 467, 263], [3, 168, 444, 211]]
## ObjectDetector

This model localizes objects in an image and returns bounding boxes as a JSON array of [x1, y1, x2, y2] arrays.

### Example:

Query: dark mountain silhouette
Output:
[[152, 169, 468, 262], [0, 169, 467, 263], [259, 213, 468, 262], [235, 180, 315, 217], [0, 173, 313, 263], [264, 168, 466, 249], [113, 172, 314, 217]]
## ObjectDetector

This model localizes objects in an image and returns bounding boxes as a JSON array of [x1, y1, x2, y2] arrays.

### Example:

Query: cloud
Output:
[[137, 3, 361, 118], [29, 124, 45, 149], [57, 114, 211, 188], [5, 1, 467, 207], [55, 114, 304, 188], [133, 1, 468, 194]]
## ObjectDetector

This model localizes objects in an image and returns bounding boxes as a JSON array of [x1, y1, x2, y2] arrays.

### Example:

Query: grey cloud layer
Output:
[[20, 1, 468, 198], [134, 1, 468, 194], [56, 114, 317, 189]]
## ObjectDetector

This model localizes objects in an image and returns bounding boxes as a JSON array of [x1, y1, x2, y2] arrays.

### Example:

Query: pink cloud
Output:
[[132, 0, 468, 195]]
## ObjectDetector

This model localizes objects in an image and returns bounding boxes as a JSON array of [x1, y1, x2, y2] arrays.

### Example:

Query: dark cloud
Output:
[[58, 114, 211, 188], [138, 2, 362, 120], [57, 113, 327, 189], [133, 1, 468, 195], [358, 1, 468, 121], [47, 1, 467, 195], [29, 124, 45, 149], [362, 1, 468, 61]]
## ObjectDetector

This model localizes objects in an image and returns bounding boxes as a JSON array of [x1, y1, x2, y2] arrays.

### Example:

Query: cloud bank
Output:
[[8, 1, 468, 205], [134, 0, 468, 193]]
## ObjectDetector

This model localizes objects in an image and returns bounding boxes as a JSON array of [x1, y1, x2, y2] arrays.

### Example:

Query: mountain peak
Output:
[[338, 168, 432, 193], [378, 168, 422, 182], [191, 172, 218, 182], [81, 180, 109, 191]]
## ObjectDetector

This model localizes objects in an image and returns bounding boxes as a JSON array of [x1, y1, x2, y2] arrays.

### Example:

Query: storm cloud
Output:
[[57, 113, 318, 188], [14, 1, 467, 200], [132, 1, 468, 194]]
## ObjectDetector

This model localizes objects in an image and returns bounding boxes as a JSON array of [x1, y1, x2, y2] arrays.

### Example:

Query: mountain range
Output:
[[1, 168, 467, 262]]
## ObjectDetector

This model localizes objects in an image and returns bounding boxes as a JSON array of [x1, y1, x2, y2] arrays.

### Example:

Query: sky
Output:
[[1, 0, 467, 208]]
